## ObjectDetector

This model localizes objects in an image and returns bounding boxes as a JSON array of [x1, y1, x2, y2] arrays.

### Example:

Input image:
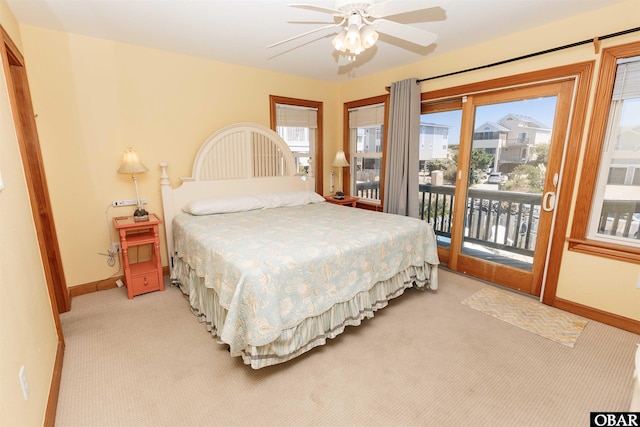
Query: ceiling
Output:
[[6, 0, 626, 83]]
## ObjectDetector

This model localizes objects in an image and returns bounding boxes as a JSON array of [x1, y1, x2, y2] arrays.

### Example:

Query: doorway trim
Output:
[[420, 61, 594, 305], [0, 25, 68, 426]]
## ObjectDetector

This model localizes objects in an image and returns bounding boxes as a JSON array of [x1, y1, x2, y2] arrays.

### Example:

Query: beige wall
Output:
[[13, 0, 640, 330], [19, 26, 341, 286], [558, 251, 639, 319], [0, 0, 19, 48], [0, 1, 59, 425]]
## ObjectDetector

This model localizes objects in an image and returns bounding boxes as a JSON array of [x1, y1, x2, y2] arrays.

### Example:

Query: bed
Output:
[[160, 122, 439, 369]]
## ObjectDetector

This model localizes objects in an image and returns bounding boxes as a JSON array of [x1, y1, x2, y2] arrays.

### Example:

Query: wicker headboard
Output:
[[190, 122, 296, 180], [159, 122, 314, 272]]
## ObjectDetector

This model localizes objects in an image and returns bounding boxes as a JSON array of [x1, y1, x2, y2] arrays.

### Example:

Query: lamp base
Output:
[[334, 191, 345, 200], [133, 207, 149, 222]]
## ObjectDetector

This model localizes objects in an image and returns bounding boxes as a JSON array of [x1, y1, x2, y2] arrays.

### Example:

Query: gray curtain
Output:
[[383, 78, 420, 216]]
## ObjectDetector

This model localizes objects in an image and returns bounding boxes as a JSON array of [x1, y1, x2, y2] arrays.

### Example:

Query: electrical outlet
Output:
[[110, 242, 120, 253], [112, 198, 147, 207], [19, 365, 29, 400], [116, 279, 124, 288]]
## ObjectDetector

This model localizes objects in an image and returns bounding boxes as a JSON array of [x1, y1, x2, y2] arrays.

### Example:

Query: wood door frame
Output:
[[420, 62, 594, 302], [0, 25, 67, 425], [451, 81, 575, 295]]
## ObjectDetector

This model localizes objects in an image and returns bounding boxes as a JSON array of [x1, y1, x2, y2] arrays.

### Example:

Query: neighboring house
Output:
[[498, 114, 552, 166], [469, 121, 509, 170], [460, 114, 552, 171], [611, 125, 640, 186], [419, 122, 450, 161]]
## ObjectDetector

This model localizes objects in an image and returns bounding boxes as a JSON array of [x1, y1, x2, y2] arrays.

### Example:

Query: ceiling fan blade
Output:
[[289, 3, 344, 16], [368, 0, 437, 18], [373, 19, 438, 46], [267, 21, 344, 49]]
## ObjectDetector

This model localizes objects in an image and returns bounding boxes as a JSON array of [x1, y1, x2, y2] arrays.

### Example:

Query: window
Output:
[[517, 132, 527, 144], [570, 42, 640, 262], [348, 102, 385, 203], [270, 96, 323, 193], [275, 104, 316, 173], [587, 55, 640, 247]]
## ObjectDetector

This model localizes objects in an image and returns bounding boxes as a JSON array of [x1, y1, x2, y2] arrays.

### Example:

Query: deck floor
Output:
[[437, 239, 533, 271]]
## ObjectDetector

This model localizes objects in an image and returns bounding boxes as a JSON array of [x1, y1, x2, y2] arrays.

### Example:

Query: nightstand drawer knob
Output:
[[144, 277, 148, 286]]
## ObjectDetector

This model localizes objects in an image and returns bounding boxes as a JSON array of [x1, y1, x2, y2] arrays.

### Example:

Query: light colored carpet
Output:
[[56, 269, 639, 427], [461, 287, 588, 348]]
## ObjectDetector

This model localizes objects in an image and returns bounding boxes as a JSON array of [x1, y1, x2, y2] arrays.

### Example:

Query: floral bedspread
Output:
[[172, 202, 439, 354]]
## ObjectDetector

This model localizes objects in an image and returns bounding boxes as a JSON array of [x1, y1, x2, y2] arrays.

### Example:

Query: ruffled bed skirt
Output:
[[172, 258, 438, 369]]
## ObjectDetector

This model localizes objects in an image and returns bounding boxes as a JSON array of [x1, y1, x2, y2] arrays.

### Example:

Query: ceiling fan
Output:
[[268, 0, 439, 60]]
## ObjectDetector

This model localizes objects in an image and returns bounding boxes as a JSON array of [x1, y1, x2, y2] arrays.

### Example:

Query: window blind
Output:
[[349, 104, 385, 128], [612, 56, 640, 100], [276, 104, 318, 128]]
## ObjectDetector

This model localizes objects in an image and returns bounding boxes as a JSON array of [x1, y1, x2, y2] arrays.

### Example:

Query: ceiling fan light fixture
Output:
[[273, 2, 440, 62], [345, 23, 361, 50], [360, 24, 378, 49], [349, 34, 363, 54], [332, 29, 347, 52]]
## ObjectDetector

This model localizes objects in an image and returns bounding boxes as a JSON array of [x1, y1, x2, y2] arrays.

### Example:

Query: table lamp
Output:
[[117, 147, 149, 222], [331, 150, 350, 200]]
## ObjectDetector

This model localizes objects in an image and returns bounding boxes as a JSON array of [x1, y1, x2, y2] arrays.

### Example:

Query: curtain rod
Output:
[[412, 27, 640, 84]]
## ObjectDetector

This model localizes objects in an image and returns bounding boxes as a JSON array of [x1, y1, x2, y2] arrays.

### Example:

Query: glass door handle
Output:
[[542, 191, 556, 212]]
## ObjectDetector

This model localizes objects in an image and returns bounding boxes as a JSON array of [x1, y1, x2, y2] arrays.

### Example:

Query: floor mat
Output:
[[461, 287, 587, 348]]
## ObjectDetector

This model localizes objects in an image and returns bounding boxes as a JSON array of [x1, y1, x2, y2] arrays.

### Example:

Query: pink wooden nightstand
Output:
[[114, 213, 164, 299]]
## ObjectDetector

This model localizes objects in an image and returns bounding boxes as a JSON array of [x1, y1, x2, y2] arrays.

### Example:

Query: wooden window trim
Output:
[[569, 41, 640, 265], [567, 238, 640, 263]]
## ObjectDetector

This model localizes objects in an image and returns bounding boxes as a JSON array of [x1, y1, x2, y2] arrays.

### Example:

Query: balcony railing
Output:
[[355, 181, 639, 266], [419, 185, 640, 257], [419, 184, 541, 258], [597, 200, 640, 239], [355, 183, 541, 257], [505, 137, 530, 145], [356, 181, 380, 201]]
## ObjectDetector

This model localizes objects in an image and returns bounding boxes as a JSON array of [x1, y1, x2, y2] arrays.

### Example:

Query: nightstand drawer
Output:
[[130, 272, 160, 294]]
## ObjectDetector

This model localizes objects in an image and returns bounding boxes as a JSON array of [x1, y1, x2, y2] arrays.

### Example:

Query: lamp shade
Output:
[[331, 150, 350, 167], [117, 147, 148, 174]]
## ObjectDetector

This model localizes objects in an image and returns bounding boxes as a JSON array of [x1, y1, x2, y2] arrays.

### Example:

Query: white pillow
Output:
[[257, 191, 325, 208], [183, 195, 265, 215]]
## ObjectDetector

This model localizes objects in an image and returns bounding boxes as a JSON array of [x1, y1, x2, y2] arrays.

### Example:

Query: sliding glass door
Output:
[[421, 81, 575, 295]]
